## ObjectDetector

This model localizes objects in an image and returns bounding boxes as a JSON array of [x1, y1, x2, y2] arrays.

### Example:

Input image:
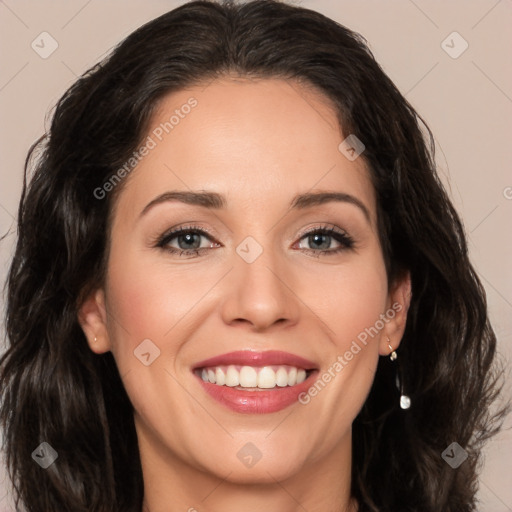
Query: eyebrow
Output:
[[139, 190, 371, 223]]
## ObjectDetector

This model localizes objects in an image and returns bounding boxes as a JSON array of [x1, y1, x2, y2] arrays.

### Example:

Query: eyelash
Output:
[[154, 224, 355, 258]]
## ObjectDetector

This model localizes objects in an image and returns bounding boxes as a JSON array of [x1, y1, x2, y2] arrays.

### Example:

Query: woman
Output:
[[0, 1, 507, 510]]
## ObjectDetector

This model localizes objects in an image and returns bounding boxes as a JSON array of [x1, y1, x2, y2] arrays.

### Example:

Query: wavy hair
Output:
[[0, 1, 508, 510]]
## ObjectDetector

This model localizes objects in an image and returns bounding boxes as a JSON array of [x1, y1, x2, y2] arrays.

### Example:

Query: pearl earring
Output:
[[388, 342, 397, 361], [387, 337, 411, 410]]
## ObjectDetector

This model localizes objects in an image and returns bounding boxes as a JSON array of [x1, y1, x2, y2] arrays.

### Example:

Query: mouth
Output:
[[192, 350, 319, 413]]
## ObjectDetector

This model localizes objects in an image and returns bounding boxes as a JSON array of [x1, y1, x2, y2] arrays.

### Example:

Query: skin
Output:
[[79, 77, 411, 512]]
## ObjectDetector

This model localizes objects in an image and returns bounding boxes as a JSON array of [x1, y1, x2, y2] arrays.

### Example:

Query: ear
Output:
[[77, 288, 111, 354], [378, 271, 412, 356]]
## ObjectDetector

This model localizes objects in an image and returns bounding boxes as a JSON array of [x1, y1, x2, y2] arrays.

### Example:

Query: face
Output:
[[80, 77, 410, 488]]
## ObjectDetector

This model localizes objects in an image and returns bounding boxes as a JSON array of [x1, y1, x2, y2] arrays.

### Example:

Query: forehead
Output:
[[114, 77, 376, 226]]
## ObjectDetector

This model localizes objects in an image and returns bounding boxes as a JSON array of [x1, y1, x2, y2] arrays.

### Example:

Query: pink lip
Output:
[[192, 350, 319, 414], [193, 350, 317, 370], [195, 374, 318, 414]]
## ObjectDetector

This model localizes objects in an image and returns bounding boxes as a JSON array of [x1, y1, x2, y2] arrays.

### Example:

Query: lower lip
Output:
[[195, 371, 318, 414]]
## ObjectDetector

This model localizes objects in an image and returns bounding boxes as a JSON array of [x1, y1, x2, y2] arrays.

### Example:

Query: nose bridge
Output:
[[220, 231, 299, 330]]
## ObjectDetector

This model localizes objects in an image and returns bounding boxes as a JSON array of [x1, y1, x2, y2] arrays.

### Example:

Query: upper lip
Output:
[[193, 350, 318, 370]]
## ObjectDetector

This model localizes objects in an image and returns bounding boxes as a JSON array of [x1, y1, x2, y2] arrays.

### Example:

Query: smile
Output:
[[192, 350, 318, 413], [197, 365, 310, 389]]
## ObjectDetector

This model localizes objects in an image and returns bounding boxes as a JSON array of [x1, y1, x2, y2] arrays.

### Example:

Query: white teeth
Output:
[[239, 366, 258, 387], [258, 367, 276, 388], [215, 367, 225, 386], [275, 367, 288, 387], [225, 365, 240, 387], [288, 367, 297, 386], [198, 364, 311, 389]]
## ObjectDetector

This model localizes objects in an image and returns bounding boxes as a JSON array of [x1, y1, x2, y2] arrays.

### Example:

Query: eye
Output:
[[295, 225, 355, 257], [154, 225, 219, 257], [153, 223, 355, 258]]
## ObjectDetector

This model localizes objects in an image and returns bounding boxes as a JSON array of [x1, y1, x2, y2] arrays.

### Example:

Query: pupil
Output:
[[311, 234, 329, 250], [179, 233, 200, 250]]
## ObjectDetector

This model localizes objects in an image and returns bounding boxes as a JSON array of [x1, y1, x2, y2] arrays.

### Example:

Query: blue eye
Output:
[[155, 225, 217, 257], [154, 224, 355, 258], [296, 227, 355, 257]]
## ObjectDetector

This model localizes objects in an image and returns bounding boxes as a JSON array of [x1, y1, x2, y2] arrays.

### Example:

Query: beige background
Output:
[[0, 0, 511, 510]]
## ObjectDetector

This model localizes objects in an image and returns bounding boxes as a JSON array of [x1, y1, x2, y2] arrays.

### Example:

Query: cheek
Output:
[[309, 251, 387, 403], [105, 249, 206, 346], [313, 254, 388, 344], [287, 254, 388, 459], [102, 248, 201, 433]]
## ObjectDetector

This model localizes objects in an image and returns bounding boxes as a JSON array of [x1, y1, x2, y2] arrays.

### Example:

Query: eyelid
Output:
[[153, 224, 219, 246], [295, 222, 348, 239]]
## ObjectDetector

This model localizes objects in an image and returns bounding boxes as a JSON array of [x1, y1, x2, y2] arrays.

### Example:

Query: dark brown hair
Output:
[[0, 1, 508, 510]]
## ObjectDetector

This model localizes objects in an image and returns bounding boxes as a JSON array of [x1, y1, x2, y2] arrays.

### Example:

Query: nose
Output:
[[219, 240, 300, 332]]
